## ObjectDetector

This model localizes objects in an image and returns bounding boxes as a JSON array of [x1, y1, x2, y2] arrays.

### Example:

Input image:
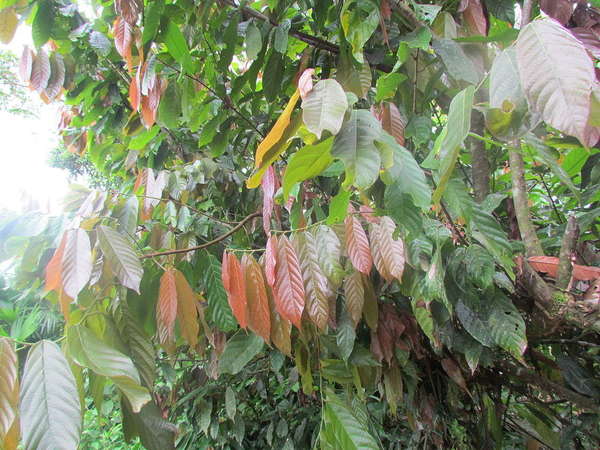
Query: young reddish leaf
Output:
[[343, 270, 364, 328], [174, 269, 200, 349], [267, 284, 291, 356], [441, 358, 470, 395], [45, 233, 67, 293], [29, 49, 51, 92], [0, 337, 19, 449], [61, 228, 92, 299], [157, 269, 178, 345], [254, 89, 300, 169], [113, 16, 133, 70], [459, 0, 488, 36], [380, 0, 391, 20], [264, 234, 278, 287], [377, 217, 405, 282], [222, 252, 248, 329], [540, 0, 574, 25], [261, 166, 276, 235], [370, 223, 393, 281], [129, 65, 141, 111], [19, 46, 33, 83], [241, 254, 271, 342], [293, 232, 329, 331], [528, 256, 600, 281], [44, 53, 65, 101], [298, 68, 314, 100], [274, 235, 305, 329], [115, 0, 141, 26], [359, 205, 379, 224], [380, 102, 406, 147], [345, 215, 373, 275]]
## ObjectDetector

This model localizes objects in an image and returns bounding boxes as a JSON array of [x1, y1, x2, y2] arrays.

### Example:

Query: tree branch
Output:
[[140, 212, 261, 259], [469, 111, 490, 203], [556, 215, 579, 290]]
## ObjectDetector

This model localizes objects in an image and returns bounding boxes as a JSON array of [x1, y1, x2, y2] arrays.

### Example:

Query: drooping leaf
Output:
[[340, 0, 380, 63], [241, 254, 270, 342], [375, 73, 406, 103], [274, 236, 305, 329], [432, 38, 480, 85], [345, 215, 372, 275], [97, 225, 143, 293], [174, 270, 200, 349], [245, 20, 262, 60], [301, 79, 348, 139], [199, 250, 237, 332], [293, 232, 329, 331], [283, 137, 334, 202], [373, 102, 406, 146], [0, 338, 19, 450], [225, 386, 237, 421], [222, 251, 248, 329], [343, 271, 364, 328], [45, 232, 67, 293], [315, 225, 344, 286], [20, 341, 81, 450], [332, 110, 383, 189], [113, 16, 133, 68], [164, 21, 193, 74], [19, 46, 34, 83], [267, 282, 292, 356], [539, 0, 574, 25], [264, 235, 278, 287], [66, 325, 151, 412], [120, 398, 176, 450], [30, 49, 51, 92], [61, 228, 92, 299], [218, 332, 264, 375], [142, 0, 164, 44], [370, 217, 404, 282], [432, 85, 475, 204], [31, 0, 54, 48], [516, 18, 596, 146], [261, 166, 276, 235], [336, 311, 356, 361]]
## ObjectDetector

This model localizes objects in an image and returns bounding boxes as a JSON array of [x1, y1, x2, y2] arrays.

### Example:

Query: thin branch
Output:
[[556, 215, 579, 290], [539, 174, 564, 224], [141, 212, 261, 259]]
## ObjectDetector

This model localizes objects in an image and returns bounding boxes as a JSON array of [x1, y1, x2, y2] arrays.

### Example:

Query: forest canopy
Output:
[[1, 0, 600, 448]]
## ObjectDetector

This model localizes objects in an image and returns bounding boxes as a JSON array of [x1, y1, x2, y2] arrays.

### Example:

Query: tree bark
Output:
[[556, 216, 579, 290], [470, 111, 490, 203]]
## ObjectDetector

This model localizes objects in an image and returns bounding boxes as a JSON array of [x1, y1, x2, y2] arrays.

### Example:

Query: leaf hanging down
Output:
[[19, 46, 34, 83], [218, 332, 264, 375], [343, 271, 364, 328], [301, 79, 348, 139], [45, 233, 67, 293], [200, 250, 237, 332], [129, 65, 141, 111], [0, 338, 19, 450], [254, 90, 300, 169], [174, 270, 200, 349], [274, 236, 306, 329], [261, 166, 276, 235], [97, 225, 144, 293], [30, 49, 51, 93], [528, 256, 600, 281], [61, 228, 92, 299], [516, 18, 596, 146], [264, 234, 278, 287], [371, 217, 405, 282], [66, 325, 151, 412], [539, 0, 574, 25], [372, 102, 406, 146], [331, 110, 383, 190], [315, 225, 344, 287], [293, 232, 330, 331], [369, 223, 392, 281], [241, 254, 271, 342], [115, 0, 142, 25], [267, 282, 292, 356], [345, 215, 373, 275], [20, 340, 81, 450], [44, 53, 65, 101], [157, 269, 177, 346], [282, 137, 334, 200], [144, 168, 168, 214], [222, 251, 248, 329], [113, 16, 133, 69]]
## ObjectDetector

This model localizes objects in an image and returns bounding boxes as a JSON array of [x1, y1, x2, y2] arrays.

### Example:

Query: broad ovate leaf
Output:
[[97, 225, 143, 293], [61, 228, 92, 299], [301, 79, 348, 139], [516, 18, 596, 146], [174, 270, 200, 349], [0, 338, 19, 450], [273, 235, 305, 329], [315, 225, 344, 286], [218, 332, 264, 375], [222, 251, 248, 329], [157, 269, 177, 346], [242, 254, 271, 343], [67, 325, 151, 412], [345, 215, 372, 275], [282, 137, 334, 200], [30, 49, 50, 92], [343, 271, 364, 327], [20, 340, 81, 450]]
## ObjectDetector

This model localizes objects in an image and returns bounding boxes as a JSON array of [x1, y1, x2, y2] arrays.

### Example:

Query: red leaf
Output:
[[129, 64, 141, 111], [264, 234, 278, 287], [29, 49, 50, 92], [528, 256, 600, 281], [222, 251, 248, 329], [19, 46, 33, 83], [540, 0, 574, 26], [242, 254, 271, 342], [359, 205, 379, 224], [45, 232, 67, 292], [115, 0, 141, 26], [441, 358, 470, 395], [274, 236, 305, 329], [261, 166, 276, 235], [345, 215, 373, 274], [344, 270, 364, 327], [44, 53, 65, 101], [571, 28, 600, 60], [380, 0, 391, 20], [298, 68, 314, 100], [157, 268, 178, 345], [381, 102, 406, 147], [460, 0, 488, 36], [113, 16, 133, 70]]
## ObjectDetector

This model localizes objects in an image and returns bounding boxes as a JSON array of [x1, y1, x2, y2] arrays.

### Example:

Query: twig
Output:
[[539, 174, 564, 224], [556, 215, 579, 290], [429, 177, 468, 246], [141, 212, 260, 259]]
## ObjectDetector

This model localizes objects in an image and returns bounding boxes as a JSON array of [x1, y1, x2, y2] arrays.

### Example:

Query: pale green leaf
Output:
[[225, 386, 236, 421], [164, 22, 193, 74], [283, 138, 334, 199], [61, 228, 92, 299], [97, 225, 143, 293], [218, 332, 264, 375], [301, 80, 348, 139]]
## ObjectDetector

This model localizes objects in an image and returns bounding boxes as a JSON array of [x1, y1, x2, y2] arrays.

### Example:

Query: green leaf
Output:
[[158, 84, 181, 129], [225, 386, 236, 421], [326, 189, 351, 225], [336, 311, 356, 361], [219, 13, 239, 72], [32, 0, 55, 48], [121, 398, 176, 450], [115, 196, 139, 237], [66, 325, 151, 412], [198, 250, 237, 332], [487, 0, 515, 23], [336, 49, 372, 99], [489, 48, 525, 110], [20, 340, 81, 450], [61, 228, 92, 299], [283, 137, 334, 199], [97, 225, 144, 293], [432, 38, 480, 85], [218, 332, 264, 375], [399, 26, 432, 50], [315, 225, 344, 286], [142, 0, 164, 44], [262, 51, 284, 102], [375, 73, 406, 102], [128, 126, 161, 151], [321, 390, 379, 450], [273, 19, 290, 53], [245, 21, 262, 60], [301, 79, 349, 139], [340, 0, 380, 63], [378, 132, 431, 209], [432, 85, 475, 204], [331, 110, 382, 189], [163, 22, 193, 74]]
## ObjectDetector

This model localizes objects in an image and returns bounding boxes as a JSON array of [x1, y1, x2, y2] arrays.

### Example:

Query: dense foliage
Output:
[[1, 0, 600, 448]]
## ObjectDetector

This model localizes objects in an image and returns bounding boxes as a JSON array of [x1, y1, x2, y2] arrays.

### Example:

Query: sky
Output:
[[0, 25, 70, 214]]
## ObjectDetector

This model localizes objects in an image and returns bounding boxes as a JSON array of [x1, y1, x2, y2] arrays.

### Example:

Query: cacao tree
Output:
[[1, 0, 600, 448]]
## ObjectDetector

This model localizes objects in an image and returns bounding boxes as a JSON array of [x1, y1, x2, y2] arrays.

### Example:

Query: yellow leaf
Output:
[[254, 89, 300, 169], [0, 8, 18, 44]]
